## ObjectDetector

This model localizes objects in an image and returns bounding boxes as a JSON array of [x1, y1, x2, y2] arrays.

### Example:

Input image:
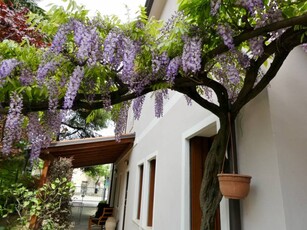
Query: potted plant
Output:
[[217, 173, 251, 199], [218, 114, 252, 199]]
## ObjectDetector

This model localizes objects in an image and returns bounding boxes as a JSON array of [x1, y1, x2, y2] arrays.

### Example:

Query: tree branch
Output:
[[232, 28, 306, 116], [61, 122, 87, 132], [177, 86, 223, 118], [206, 13, 307, 59]]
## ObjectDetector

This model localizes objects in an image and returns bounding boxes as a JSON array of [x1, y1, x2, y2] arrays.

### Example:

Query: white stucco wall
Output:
[[268, 47, 307, 230], [237, 47, 307, 230], [236, 90, 286, 230], [115, 1, 307, 230], [125, 93, 220, 230]]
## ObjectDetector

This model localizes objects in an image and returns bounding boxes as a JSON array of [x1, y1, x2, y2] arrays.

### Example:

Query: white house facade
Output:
[[109, 1, 307, 230]]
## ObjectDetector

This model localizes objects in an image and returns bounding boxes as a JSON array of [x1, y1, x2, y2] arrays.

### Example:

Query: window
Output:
[[147, 159, 156, 227], [137, 164, 144, 220]]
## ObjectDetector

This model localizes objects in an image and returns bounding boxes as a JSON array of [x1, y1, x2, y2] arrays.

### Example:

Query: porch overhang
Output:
[[40, 133, 135, 168]]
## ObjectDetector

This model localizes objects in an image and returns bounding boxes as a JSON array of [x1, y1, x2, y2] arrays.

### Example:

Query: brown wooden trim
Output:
[[147, 159, 156, 227], [40, 136, 135, 168], [137, 165, 144, 219], [190, 137, 209, 230]]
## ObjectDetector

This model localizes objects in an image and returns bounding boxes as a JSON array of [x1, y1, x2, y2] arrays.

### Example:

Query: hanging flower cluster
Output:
[[154, 90, 169, 118], [166, 56, 182, 84], [2, 93, 23, 155], [182, 36, 202, 74], [133, 95, 146, 120], [27, 111, 63, 162], [217, 24, 234, 50], [0, 59, 20, 86], [114, 101, 129, 141], [36, 60, 59, 86], [103, 30, 124, 68], [63, 66, 84, 109]]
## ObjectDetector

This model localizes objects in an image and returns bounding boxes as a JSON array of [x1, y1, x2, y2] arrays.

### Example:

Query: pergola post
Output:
[[29, 159, 51, 229]]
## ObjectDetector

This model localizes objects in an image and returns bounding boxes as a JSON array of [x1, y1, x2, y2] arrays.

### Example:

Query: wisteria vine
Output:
[[0, 0, 307, 162]]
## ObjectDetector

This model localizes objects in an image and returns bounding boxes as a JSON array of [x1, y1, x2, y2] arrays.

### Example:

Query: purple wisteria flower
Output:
[[152, 52, 169, 74], [73, 20, 102, 65], [115, 102, 129, 141], [63, 66, 84, 109], [73, 20, 86, 46], [101, 80, 113, 110], [2, 93, 23, 155], [36, 60, 58, 86], [217, 24, 235, 50], [235, 50, 251, 69], [249, 36, 264, 57], [184, 94, 192, 106], [50, 20, 74, 54], [154, 90, 168, 118], [27, 111, 61, 162], [257, 2, 284, 40], [133, 95, 146, 120], [166, 56, 182, 83], [0, 59, 19, 86], [182, 36, 202, 74], [46, 110, 63, 135], [20, 67, 34, 86], [202, 86, 214, 102], [302, 44, 307, 53], [266, 1, 283, 24], [160, 11, 185, 36], [121, 37, 138, 83], [27, 113, 43, 162], [208, 53, 244, 100], [103, 30, 124, 67], [237, 0, 263, 15], [86, 28, 102, 65], [211, 0, 221, 16], [227, 65, 240, 85], [128, 72, 151, 96], [47, 79, 59, 111]]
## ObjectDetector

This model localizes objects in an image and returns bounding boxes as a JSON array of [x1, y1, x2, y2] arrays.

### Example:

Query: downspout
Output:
[[145, 0, 154, 16], [228, 115, 242, 230]]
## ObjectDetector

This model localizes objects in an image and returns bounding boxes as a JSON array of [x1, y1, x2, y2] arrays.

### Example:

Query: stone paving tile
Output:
[[72, 206, 98, 230]]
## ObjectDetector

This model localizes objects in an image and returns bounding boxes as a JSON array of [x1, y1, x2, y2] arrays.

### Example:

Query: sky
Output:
[[38, 0, 146, 21]]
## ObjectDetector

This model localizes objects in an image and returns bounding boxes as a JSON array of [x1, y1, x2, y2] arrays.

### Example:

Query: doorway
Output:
[[190, 136, 220, 230]]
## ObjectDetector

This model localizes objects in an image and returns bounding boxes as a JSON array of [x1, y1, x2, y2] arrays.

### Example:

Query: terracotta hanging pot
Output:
[[217, 173, 252, 199]]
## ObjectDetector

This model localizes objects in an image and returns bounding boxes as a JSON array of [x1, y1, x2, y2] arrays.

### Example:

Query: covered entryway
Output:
[[34, 134, 135, 229], [40, 134, 135, 168]]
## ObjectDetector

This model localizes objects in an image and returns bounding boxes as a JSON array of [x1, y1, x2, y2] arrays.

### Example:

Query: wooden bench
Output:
[[88, 207, 114, 230]]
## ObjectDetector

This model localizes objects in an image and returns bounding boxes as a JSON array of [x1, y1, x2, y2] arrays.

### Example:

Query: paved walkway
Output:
[[71, 195, 102, 230]]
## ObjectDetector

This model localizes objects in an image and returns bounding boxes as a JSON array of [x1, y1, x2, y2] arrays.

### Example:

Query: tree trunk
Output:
[[200, 116, 229, 230]]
